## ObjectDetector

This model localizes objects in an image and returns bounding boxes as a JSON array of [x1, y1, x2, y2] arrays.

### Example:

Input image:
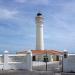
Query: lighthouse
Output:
[[35, 13, 44, 50]]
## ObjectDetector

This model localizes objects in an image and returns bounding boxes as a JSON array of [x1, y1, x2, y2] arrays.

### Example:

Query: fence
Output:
[[0, 51, 32, 70]]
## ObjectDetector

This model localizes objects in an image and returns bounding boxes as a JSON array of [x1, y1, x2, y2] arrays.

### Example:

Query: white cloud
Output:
[[31, 0, 49, 5], [15, 0, 26, 3], [61, 2, 75, 14], [15, 0, 49, 5], [0, 8, 18, 19]]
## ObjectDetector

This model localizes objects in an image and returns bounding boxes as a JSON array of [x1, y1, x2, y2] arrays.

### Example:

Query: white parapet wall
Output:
[[0, 51, 32, 70], [63, 54, 75, 72]]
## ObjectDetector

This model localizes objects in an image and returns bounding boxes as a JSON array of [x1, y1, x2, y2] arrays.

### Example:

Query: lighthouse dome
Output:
[[37, 13, 42, 16]]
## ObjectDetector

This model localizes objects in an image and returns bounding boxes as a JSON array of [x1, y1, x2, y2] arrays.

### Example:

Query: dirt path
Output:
[[0, 70, 61, 75]]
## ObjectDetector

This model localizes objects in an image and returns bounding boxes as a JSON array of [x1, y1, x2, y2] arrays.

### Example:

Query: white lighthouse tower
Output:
[[35, 13, 44, 50]]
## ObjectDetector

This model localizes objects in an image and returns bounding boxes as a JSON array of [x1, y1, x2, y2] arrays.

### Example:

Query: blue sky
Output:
[[0, 0, 75, 53]]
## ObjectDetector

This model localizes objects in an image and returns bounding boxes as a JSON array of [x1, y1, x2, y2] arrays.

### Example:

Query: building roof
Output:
[[16, 51, 28, 54], [32, 50, 63, 55], [16, 50, 63, 55]]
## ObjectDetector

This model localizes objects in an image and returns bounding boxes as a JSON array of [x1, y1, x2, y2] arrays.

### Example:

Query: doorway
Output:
[[32, 56, 36, 61], [56, 55, 59, 61]]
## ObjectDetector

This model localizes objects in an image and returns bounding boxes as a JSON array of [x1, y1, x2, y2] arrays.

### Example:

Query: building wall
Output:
[[35, 55, 44, 61], [33, 54, 61, 62], [0, 52, 32, 70], [63, 54, 75, 72]]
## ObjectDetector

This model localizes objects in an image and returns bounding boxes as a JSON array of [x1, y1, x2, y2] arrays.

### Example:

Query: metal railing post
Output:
[[46, 50, 47, 71]]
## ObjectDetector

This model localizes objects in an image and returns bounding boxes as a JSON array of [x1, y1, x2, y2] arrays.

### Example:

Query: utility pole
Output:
[[62, 56, 63, 72], [46, 50, 48, 71]]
